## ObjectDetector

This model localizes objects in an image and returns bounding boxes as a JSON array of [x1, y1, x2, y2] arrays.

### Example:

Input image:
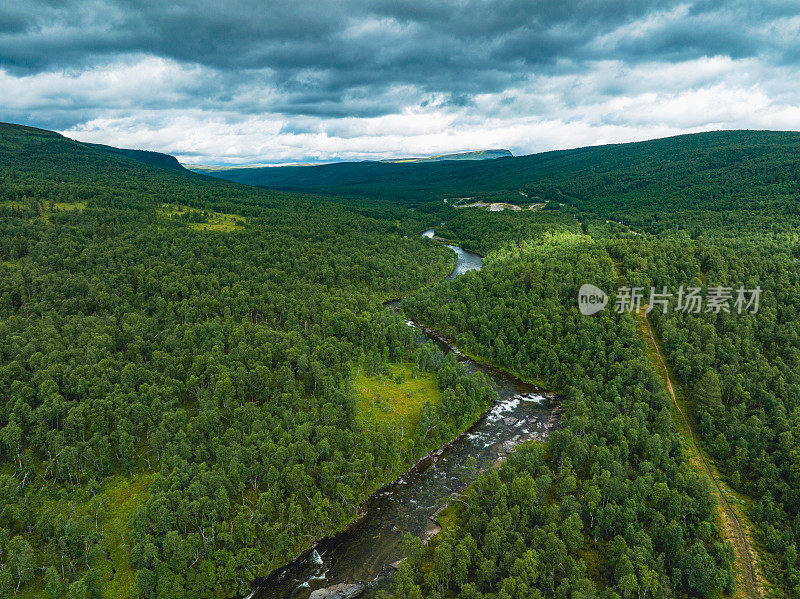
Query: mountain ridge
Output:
[[186, 148, 513, 173], [184, 129, 800, 220]]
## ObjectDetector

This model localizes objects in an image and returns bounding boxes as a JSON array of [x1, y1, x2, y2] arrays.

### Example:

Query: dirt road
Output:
[[641, 311, 759, 599]]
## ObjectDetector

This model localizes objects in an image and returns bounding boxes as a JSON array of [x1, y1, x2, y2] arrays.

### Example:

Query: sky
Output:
[[1, 1, 799, 165]]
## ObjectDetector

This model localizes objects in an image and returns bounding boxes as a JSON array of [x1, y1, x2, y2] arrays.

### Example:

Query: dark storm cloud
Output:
[[2, 0, 797, 119], [1, 0, 798, 164]]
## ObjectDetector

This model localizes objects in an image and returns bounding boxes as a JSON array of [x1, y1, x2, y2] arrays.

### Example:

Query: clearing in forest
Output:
[[353, 362, 441, 444], [159, 203, 245, 232], [98, 474, 152, 599]]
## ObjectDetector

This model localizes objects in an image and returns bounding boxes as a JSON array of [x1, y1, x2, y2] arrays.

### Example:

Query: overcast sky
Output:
[[2, 1, 799, 165]]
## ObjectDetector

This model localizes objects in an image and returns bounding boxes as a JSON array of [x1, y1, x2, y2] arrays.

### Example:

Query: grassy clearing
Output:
[[1, 199, 86, 209], [158, 203, 245, 232], [353, 362, 441, 443], [189, 213, 243, 232], [99, 473, 152, 599], [1, 199, 86, 216], [53, 201, 87, 211]]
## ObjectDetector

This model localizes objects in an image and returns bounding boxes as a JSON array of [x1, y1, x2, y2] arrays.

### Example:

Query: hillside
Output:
[[198, 130, 800, 232], [0, 123, 186, 176]]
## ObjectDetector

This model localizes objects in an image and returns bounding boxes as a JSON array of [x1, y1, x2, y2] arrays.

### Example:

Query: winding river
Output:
[[421, 227, 484, 279], [252, 229, 560, 599]]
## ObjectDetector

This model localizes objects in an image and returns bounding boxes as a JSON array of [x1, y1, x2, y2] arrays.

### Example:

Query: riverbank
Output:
[[429, 234, 486, 257], [250, 390, 501, 596], [403, 315, 561, 395], [250, 326, 560, 598]]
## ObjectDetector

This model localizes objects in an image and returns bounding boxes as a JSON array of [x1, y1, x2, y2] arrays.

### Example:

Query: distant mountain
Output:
[[187, 149, 512, 177], [380, 149, 512, 163]]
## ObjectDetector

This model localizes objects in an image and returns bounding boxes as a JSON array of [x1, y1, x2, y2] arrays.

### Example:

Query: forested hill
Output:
[[198, 130, 800, 227], [0, 122, 186, 174], [82, 142, 186, 171], [0, 122, 497, 598], [0, 121, 394, 219]]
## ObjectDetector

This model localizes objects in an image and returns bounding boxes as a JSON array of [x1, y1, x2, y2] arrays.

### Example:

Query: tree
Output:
[[45, 566, 65, 599], [7, 536, 35, 592], [693, 369, 722, 408]]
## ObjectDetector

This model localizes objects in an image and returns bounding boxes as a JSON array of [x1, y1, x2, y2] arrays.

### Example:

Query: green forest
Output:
[[2, 123, 800, 599], [388, 174, 800, 597], [0, 124, 496, 598]]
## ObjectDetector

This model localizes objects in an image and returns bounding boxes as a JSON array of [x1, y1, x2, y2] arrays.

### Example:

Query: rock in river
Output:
[[309, 582, 365, 599]]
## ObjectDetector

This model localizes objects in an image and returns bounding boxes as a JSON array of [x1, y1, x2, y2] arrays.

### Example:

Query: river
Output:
[[252, 228, 559, 599], [421, 227, 483, 279]]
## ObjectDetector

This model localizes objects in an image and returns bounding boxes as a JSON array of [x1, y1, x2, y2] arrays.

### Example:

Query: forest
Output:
[[0, 124, 496, 598], [390, 187, 800, 597], [2, 122, 800, 599], [398, 221, 736, 599]]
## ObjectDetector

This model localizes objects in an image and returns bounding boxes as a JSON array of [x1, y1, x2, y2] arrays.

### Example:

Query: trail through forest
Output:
[[639, 309, 761, 599]]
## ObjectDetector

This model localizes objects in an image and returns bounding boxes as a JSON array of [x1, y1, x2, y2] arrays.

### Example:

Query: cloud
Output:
[[0, 0, 799, 163]]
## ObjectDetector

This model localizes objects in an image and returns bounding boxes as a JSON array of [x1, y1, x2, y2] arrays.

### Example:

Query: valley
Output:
[[1, 124, 798, 599], [4, 3, 800, 599]]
